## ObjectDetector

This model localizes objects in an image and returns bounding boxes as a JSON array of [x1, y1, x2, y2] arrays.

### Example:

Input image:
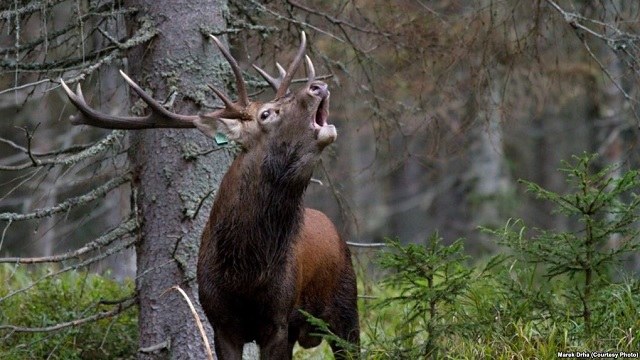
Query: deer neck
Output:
[[205, 140, 316, 280]]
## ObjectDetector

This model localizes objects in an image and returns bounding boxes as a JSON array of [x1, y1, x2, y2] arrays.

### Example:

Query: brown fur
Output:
[[197, 82, 359, 360], [291, 209, 359, 353]]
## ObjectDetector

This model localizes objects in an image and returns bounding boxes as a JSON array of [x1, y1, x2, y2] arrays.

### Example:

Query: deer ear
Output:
[[217, 118, 244, 142], [194, 115, 245, 143], [193, 116, 218, 138]]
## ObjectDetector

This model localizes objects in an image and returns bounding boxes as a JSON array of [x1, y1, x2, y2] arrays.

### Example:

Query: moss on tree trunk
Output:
[[123, 1, 230, 358]]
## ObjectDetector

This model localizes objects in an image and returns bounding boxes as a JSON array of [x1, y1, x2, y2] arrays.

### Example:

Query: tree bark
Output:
[[122, 1, 229, 358]]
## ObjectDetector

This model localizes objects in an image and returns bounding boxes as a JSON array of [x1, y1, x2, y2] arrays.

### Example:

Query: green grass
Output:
[[0, 264, 137, 359]]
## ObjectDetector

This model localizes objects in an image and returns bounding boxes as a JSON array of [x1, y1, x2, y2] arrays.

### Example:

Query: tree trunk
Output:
[[466, 69, 512, 252], [588, 1, 626, 252], [123, 1, 229, 358]]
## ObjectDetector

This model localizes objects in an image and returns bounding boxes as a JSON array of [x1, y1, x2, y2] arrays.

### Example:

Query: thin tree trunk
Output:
[[122, 1, 229, 358], [467, 69, 511, 251], [592, 1, 625, 252]]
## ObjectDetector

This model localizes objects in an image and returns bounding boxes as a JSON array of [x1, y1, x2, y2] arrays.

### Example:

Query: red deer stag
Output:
[[60, 32, 359, 360]]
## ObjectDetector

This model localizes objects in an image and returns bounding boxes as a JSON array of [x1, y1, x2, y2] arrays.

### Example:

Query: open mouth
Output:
[[313, 96, 336, 146], [313, 97, 329, 130]]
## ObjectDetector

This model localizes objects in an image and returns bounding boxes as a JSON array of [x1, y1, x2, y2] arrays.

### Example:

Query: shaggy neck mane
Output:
[[204, 140, 314, 284]]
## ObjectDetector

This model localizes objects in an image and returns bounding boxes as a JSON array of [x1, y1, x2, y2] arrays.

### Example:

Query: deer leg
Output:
[[258, 320, 291, 360], [328, 271, 360, 359], [327, 307, 359, 360], [213, 329, 244, 360]]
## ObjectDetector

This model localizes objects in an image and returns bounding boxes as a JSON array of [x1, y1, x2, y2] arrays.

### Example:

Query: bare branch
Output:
[[0, 130, 125, 171], [0, 5, 138, 56], [0, 136, 91, 158], [244, 0, 344, 43], [346, 242, 387, 248], [0, 218, 138, 264], [0, 296, 136, 333], [15, 124, 40, 167], [544, 0, 640, 125], [0, 236, 138, 302], [166, 286, 214, 360], [0, 173, 131, 222], [544, 0, 640, 45], [0, 79, 50, 96], [286, 0, 389, 36], [577, 35, 640, 123], [0, 0, 67, 20]]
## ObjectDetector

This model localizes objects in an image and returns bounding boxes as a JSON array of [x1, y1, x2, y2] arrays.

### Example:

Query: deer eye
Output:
[[260, 110, 271, 120]]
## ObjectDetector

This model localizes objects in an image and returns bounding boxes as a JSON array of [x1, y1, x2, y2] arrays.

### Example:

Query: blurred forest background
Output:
[[1, 0, 640, 358], [3, 0, 638, 272]]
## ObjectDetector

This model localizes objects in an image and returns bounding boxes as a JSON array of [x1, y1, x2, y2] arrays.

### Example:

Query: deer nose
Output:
[[309, 81, 329, 98]]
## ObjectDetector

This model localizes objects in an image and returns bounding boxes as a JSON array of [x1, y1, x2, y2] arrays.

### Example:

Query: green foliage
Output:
[[358, 153, 640, 358], [489, 153, 640, 336], [373, 234, 471, 358], [0, 265, 137, 359], [297, 309, 359, 359]]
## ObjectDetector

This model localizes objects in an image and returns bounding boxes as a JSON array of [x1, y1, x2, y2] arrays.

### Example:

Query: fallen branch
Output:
[[166, 286, 214, 360]]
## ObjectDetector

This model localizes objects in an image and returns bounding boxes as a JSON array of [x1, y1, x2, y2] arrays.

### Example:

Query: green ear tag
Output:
[[214, 132, 229, 145]]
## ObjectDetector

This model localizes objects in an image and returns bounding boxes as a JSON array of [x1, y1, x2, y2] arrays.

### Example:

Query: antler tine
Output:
[[60, 75, 199, 130], [209, 35, 250, 107], [252, 64, 280, 92], [276, 31, 307, 98], [252, 62, 288, 92], [60, 80, 103, 125], [207, 84, 235, 109], [304, 55, 316, 85], [60, 79, 146, 128], [276, 63, 287, 79], [118, 70, 198, 123]]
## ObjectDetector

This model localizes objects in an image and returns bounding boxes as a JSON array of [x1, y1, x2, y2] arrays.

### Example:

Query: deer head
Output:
[[60, 32, 336, 153]]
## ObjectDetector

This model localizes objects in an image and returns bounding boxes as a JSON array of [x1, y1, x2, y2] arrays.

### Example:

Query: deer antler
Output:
[[252, 62, 287, 92], [208, 35, 249, 109], [60, 35, 253, 130], [304, 55, 316, 85], [253, 31, 308, 98], [60, 72, 200, 129]]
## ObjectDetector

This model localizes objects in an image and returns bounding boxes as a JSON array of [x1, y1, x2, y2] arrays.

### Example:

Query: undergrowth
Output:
[[0, 265, 137, 359], [299, 154, 640, 359]]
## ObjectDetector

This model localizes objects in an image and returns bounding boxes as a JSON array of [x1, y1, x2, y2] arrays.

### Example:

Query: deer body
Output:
[[197, 80, 358, 359], [61, 32, 358, 360], [199, 156, 358, 358]]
